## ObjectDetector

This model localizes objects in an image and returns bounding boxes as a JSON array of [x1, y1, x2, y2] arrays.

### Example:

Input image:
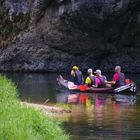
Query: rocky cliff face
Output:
[[0, 0, 140, 72]]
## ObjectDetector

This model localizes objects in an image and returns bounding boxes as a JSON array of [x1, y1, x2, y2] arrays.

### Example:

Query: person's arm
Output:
[[71, 70, 75, 77], [103, 76, 107, 83], [92, 84, 98, 88], [105, 81, 116, 85], [105, 74, 118, 85], [104, 76, 107, 80]]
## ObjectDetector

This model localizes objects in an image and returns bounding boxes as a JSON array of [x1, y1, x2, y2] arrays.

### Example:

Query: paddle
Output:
[[79, 85, 88, 91]]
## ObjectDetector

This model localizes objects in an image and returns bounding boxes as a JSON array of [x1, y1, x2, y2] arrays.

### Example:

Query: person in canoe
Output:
[[85, 68, 96, 87], [94, 69, 107, 88], [71, 65, 84, 85], [106, 66, 125, 87]]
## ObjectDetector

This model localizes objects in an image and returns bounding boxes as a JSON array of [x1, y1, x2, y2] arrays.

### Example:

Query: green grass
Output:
[[0, 75, 69, 140]]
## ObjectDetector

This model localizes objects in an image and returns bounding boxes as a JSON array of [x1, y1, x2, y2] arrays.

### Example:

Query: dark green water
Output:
[[5, 73, 140, 140]]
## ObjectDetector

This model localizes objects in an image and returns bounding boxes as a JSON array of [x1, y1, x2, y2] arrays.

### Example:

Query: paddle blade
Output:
[[79, 85, 87, 91]]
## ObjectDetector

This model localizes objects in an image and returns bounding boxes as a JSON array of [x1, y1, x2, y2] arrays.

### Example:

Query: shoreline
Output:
[[21, 102, 71, 117]]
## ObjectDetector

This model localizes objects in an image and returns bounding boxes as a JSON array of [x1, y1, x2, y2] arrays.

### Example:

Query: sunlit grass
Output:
[[0, 75, 69, 140]]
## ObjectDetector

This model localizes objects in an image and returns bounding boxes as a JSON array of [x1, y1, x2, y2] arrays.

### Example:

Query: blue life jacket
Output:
[[73, 70, 83, 85]]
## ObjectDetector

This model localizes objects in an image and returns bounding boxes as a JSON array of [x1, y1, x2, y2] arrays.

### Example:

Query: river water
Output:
[[5, 73, 140, 140]]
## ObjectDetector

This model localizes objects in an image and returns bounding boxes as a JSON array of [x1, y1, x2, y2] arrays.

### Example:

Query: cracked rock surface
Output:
[[0, 0, 140, 72]]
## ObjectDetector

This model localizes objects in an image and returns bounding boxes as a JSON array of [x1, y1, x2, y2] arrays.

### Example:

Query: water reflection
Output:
[[56, 88, 136, 105], [57, 91, 138, 140], [65, 97, 137, 139], [114, 94, 136, 105]]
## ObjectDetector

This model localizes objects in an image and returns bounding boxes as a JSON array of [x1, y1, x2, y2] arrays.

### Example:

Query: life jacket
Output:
[[114, 72, 125, 87], [74, 70, 84, 85], [96, 75, 106, 88], [88, 75, 96, 87]]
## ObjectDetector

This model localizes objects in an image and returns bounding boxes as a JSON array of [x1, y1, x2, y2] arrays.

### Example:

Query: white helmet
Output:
[[94, 69, 101, 75], [87, 68, 93, 74]]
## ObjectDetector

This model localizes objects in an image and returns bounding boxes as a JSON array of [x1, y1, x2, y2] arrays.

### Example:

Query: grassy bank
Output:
[[0, 75, 69, 140]]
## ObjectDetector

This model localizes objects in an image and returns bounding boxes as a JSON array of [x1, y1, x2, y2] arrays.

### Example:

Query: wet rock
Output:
[[0, 0, 140, 73]]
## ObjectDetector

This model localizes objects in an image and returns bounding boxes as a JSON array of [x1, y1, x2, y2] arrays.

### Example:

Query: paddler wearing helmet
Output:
[[71, 65, 84, 85], [85, 68, 96, 87]]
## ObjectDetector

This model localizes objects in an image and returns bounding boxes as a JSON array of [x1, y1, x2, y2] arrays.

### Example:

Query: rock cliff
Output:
[[0, 0, 140, 72]]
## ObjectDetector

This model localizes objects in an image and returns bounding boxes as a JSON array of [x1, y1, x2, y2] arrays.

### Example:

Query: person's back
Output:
[[71, 66, 83, 85], [113, 72, 125, 87], [96, 75, 107, 88], [94, 70, 107, 88], [106, 66, 126, 88], [85, 68, 95, 87], [74, 70, 83, 85]]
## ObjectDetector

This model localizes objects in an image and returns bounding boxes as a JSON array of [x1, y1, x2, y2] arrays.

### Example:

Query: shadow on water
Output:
[[4, 72, 140, 140], [5, 73, 59, 103]]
